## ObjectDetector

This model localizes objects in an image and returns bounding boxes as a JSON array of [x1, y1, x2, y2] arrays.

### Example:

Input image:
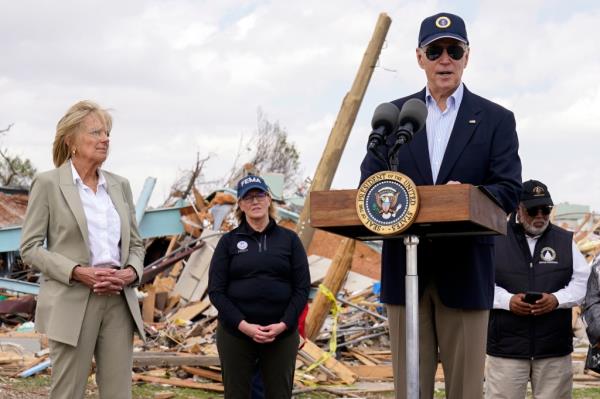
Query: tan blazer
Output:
[[20, 162, 145, 346]]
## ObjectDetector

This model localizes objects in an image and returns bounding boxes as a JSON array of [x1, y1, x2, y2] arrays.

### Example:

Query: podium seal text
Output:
[[356, 171, 419, 236]]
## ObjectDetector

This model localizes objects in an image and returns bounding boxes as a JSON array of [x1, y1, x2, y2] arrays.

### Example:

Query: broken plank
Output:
[[132, 353, 220, 368], [300, 339, 357, 384], [153, 276, 176, 293], [142, 285, 156, 323], [164, 294, 181, 314], [348, 365, 393, 379], [347, 348, 378, 366], [12, 355, 48, 378], [181, 365, 223, 382], [167, 298, 210, 322], [0, 353, 24, 364], [132, 374, 223, 392]]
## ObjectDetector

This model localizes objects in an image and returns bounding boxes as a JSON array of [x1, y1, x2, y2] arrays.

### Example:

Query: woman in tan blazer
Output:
[[20, 100, 145, 399]]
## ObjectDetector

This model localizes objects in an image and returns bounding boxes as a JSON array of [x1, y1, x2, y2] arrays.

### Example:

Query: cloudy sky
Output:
[[1, 0, 599, 210]]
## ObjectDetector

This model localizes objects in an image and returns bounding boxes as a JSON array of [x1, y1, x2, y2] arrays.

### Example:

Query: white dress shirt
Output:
[[493, 228, 590, 310], [71, 162, 121, 267], [425, 83, 464, 183]]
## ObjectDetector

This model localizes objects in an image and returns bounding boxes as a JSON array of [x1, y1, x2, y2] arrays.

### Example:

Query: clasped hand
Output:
[[72, 266, 136, 296], [238, 320, 287, 343], [509, 293, 558, 316]]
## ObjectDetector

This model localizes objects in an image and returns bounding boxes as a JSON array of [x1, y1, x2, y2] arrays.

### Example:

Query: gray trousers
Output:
[[48, 292, 134, 399], [387, 284, 489, 399], [216, 323, 299, 399]]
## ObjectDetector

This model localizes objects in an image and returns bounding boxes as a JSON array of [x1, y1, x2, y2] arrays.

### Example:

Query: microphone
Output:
[[367, 103, 400, 151], [395, 98, 427, 145]]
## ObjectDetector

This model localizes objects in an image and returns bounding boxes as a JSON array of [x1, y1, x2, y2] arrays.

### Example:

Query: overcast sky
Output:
[[1, 0, 599, 211]]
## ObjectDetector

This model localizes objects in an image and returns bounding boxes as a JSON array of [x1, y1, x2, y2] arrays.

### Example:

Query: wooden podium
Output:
[[309, 184, 506, 398], [310, 184, 506, 239]]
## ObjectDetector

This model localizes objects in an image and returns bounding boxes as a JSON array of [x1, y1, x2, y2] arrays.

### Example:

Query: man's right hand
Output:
[[509, 293, 533, 316]]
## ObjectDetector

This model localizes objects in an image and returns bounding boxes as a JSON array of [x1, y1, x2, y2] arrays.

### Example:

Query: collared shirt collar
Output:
[[70, 160, 106, 189], [425, 82, 464, 112]]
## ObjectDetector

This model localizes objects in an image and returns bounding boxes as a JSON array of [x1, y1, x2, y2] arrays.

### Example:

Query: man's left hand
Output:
[[530, 293, 558, 316]]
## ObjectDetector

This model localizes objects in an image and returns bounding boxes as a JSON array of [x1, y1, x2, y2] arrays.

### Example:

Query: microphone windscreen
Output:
[[371, 103, 400, 132], [398, 98, 427, 132]]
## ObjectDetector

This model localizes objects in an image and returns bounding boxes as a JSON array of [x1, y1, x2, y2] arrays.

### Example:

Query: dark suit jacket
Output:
[[360, 86, 522, 309]]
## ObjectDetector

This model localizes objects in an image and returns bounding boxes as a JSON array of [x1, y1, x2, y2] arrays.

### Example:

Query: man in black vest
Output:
[[485, 179, 589, 399]]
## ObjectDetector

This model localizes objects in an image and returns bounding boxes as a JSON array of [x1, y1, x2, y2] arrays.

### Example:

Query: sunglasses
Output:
[[241, 191, 268, 202], [423, 44, 466, 61], [526, 205, 553, 217]]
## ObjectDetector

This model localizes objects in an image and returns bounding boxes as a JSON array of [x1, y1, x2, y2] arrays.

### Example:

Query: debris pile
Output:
[[0, 178, 397, 396], [0, 180, 599, 396]]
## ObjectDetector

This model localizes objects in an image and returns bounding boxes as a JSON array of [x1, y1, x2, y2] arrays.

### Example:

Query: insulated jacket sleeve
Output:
[[280, 233, 310, 330], [208, 234, 246, 330]]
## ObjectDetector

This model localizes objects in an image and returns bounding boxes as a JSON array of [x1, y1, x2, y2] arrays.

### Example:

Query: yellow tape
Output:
[[305, 284, 340, 373]]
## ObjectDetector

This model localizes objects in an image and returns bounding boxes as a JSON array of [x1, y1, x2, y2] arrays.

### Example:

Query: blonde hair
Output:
[[52, 100, 113, 167], [235, 195, 278, 225]]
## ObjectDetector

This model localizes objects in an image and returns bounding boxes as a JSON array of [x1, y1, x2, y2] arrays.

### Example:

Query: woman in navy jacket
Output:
[[208, 175, 310, 399]]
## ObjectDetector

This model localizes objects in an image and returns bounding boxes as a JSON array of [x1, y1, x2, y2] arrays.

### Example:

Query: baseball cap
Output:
[[418, 12, 469, 47], [521, 179, 553, 208], [236, 175, 270, 199]]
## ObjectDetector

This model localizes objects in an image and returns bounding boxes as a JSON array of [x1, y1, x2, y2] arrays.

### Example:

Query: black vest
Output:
[[487, 220, 574, 359]]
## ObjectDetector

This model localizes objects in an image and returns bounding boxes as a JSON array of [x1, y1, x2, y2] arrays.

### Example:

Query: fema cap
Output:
[[418, 12, 469, 47], [236, 175, 270, 199], [521, 179, 553, 208]]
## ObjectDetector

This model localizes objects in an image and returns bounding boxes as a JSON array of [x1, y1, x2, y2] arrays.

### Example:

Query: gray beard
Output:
[[521, 217, 549, 236]]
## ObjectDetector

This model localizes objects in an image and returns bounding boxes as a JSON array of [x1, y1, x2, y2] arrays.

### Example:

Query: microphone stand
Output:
[[387, 127, 411, 172], [387, 129, 420, 399], [368, 142, 391, 168]]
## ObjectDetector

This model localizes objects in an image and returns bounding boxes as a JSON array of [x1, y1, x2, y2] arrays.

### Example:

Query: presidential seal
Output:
[[435, 16, 452, 29], [356, 171, 419, 236]]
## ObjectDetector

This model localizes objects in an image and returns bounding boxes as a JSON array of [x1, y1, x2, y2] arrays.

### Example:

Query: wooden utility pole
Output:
[[305, 238, 356, 341], [296, 13, 392, 250]]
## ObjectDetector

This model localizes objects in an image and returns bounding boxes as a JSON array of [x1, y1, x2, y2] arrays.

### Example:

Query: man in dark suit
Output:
[[360, 12, 522, 399]]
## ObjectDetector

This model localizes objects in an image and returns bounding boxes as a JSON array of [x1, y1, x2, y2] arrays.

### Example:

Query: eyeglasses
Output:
[[241, 191, 268, 202], [86, 129, 110, 139], [423, 44, 466, 61], [526, 205, 553, 217]]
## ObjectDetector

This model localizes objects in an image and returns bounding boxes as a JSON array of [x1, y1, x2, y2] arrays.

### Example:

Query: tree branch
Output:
[[0, 123, 14, 135]]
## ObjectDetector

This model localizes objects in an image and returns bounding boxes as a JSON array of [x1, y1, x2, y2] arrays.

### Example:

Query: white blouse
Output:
[[70, 162, 121, 267]]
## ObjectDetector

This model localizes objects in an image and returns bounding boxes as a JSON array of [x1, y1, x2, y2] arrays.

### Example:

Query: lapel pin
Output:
[[468, 119, 477, 124]]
